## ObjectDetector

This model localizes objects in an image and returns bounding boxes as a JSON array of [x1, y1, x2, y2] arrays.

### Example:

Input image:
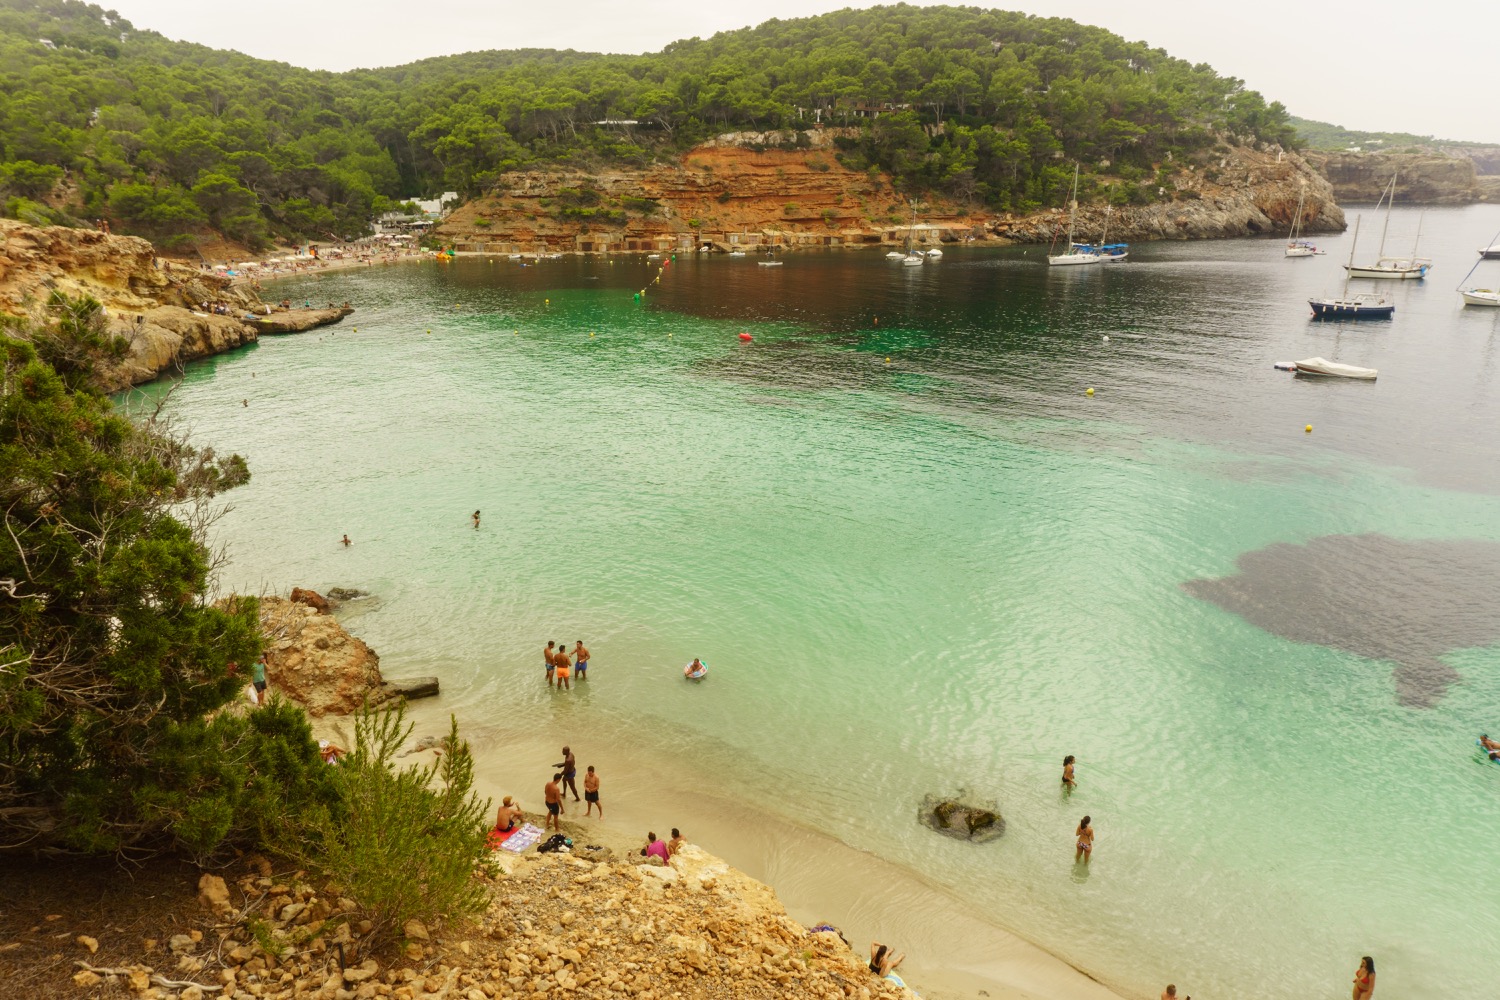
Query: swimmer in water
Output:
[[341, 534, 351, 547], [1062, 755, 1076, 791], [472, 510, 480, 529], [1482, 734, 1500, 752]]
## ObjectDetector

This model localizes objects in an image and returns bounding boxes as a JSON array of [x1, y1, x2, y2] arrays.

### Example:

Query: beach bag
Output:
[[536, 834, 573, 854]]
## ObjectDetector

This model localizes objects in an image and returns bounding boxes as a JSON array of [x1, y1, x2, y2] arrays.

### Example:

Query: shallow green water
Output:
[[138, 207, 1500, 999]]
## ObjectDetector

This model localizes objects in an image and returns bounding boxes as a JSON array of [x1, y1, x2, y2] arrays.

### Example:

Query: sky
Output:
[[107, 0, 1495, 143]]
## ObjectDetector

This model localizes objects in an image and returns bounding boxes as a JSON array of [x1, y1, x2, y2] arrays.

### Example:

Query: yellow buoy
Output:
[[885, 357, 891, 364], [590, 332, 595, 337], [1305, 424, 1313, 433], [352, 327, 357, 333], [1085, 387, 1094, 396]]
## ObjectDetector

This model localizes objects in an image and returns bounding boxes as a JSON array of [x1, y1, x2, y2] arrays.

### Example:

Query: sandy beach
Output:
[[311, 691, 1133, 1000]]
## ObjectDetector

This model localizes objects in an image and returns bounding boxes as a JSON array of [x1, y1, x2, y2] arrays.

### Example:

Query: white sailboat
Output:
[[1457, 228, 1500, 306], [901, 203, 925, 266], [1048, 164, 1101, 267], [1284, 187, 1325, 257], [1344, 174, 1430, 279]]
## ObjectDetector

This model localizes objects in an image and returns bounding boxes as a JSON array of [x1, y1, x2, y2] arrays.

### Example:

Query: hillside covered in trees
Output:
[[0, 1, 1300, 250]]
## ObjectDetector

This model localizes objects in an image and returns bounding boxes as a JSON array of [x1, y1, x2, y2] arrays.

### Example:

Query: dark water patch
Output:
[[1184, 534, 1500, 706]]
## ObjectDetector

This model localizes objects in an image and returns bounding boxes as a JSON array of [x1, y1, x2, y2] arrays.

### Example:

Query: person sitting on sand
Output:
[[667, 828, 686, 856], [642, 832, 671, 864], [493, 796, 523, 835], [868, 943, 907, 987]]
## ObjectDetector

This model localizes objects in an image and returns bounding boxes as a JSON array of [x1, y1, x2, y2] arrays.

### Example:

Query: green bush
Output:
[[290, 706, 491, 949]]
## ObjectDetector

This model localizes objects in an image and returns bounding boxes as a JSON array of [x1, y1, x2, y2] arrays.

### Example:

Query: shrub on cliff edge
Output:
[[288, 705, 491, 949]]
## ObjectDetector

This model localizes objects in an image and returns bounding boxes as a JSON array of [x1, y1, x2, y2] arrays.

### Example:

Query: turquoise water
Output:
[[136, 206, 1500, 999]]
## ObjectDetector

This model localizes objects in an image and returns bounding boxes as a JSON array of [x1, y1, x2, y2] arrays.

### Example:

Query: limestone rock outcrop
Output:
[[435, 130, 1341, 253], [259, 596, 385, 717], [1305, 149, 1498, 204]]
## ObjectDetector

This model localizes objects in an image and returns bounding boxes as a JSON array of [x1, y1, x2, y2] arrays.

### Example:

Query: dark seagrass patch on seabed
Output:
[[1183, 534, 1500, 707]]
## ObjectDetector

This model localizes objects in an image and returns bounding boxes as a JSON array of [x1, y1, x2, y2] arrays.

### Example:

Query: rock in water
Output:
[[325, 587, 369, 603], [919, 791, 1005, 843], [1183, 533, 1500, 707], [289, 587, 331, 614]]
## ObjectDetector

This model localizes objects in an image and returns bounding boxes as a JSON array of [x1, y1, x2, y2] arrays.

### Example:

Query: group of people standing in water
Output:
[[544, 640, 589, 689]]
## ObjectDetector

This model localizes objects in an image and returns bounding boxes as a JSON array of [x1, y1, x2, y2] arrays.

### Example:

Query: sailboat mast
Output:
[[1377, 174, 1396, 256], [1289, 187, 1305, 244], [1411, 212, 1424, 257], [1065, 163, 1079, 248], [1343, 215, 1361, 296]]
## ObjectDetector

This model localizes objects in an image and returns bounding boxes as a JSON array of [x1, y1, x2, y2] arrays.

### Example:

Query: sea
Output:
[[130, 205, 1500, 1000]]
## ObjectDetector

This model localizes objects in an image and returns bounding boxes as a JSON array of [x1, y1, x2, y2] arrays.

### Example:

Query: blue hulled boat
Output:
[[1308, 293, 1395, 319]]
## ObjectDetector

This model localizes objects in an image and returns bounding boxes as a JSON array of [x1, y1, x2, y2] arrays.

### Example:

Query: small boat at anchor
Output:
[[1457, 229, 1500, 306], [1310, 215, 1394, 318], [1292, 357, 1378, 380], [1344, 174, 1430, 279], [1285, 187, 1325, 257]]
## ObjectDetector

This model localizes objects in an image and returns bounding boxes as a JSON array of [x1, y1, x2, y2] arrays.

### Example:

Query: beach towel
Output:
[[497, 823, 543, 853]]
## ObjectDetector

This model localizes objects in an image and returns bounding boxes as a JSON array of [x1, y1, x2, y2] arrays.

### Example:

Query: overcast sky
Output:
[[108, 0, 1493, 142]]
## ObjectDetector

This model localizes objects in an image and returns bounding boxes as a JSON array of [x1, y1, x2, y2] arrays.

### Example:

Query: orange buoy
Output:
[[738, 332, 753, 342]]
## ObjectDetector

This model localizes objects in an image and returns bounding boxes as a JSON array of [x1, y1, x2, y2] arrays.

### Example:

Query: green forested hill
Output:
[[1286, 116, 1492, 151], [0, 1, 1297, 248]]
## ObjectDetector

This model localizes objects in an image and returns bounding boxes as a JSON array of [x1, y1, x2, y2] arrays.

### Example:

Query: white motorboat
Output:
[[1048, 164, 1102, 267], [885, 251, 907, 259], [1344, 175, 1430, 279], [1480, 244, 1500, 260], [1293, 357, 1378, 380], [925, 248, 943, 258], [729, 250, 746, 257]]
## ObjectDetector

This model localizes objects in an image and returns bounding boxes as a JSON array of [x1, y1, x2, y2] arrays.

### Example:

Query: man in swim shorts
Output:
[[544, 774, 564, 832], [584, 766, 601, 817], [558, 747, 580, 801], [544, 641, 556, 687], [574, 640, 589, 680], [554, 644, 571, 690]]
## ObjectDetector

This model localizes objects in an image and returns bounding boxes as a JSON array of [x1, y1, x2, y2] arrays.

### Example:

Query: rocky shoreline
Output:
[[0, 221, 351, 391]]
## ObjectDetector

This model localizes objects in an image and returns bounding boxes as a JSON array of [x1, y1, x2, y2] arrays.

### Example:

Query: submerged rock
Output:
[[919, 791, 1005, 843]]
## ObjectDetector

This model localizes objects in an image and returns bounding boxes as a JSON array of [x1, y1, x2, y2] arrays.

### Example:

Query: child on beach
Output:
[[583, 766, 601, 817]]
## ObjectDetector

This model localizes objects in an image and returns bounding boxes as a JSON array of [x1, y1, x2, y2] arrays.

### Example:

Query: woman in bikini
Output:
[[1062, 755, 1076, 792], [1075, 815, 1094, 864], [868, 942, 907, 987], [1351, 956, 1375, 1000]]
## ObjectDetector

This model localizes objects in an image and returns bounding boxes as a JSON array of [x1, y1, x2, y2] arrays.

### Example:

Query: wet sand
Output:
[[322, 696, 1133, 1000]]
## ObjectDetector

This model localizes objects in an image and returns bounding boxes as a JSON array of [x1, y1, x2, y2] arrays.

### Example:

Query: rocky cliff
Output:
[[0, 221, 349, 390], [1304, 149, 1499, 204], [434, 132, 1340, 252], [258, 595, 387, 717]]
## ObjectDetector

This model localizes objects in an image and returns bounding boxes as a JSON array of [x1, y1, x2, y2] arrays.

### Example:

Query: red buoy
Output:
[[738, 332, 753, 341]]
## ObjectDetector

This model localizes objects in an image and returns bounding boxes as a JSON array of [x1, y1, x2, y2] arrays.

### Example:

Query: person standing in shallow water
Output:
[[573, 640, 589, 680], [1352, 956, 1375, 1000], [1074, 815, 1094, 864], [544, 641, 556, 687], [583, 766, 601, 817], [1062, 755, 1076, 792], [554, 643, 572, 690], [472, 510, 480, 529]]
